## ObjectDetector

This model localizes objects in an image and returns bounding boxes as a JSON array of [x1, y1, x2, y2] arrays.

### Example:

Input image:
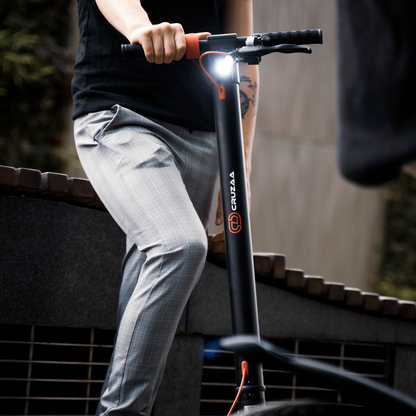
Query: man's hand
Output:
[[130, 23, 187, 64], [130, 25, 211, 64]]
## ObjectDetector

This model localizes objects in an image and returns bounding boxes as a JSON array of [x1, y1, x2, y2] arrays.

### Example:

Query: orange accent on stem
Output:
[[199, 51, 230, 101], [227, 361, 249, 416]]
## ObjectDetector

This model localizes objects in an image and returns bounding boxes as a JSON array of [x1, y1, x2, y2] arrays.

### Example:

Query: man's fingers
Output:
[[211, 231, 225, 242], [195, 32, 211, 41], [213, 190, 224, 241], [163, 23, 185, 63], [215, 190, 223, 225], [247, 180, 251, 212], [163, 37, 176, 64], [139, 34, 155, 63], [173, 26, 187, 61], [152, 36, 165, 64], [135, 23, 185, 64]]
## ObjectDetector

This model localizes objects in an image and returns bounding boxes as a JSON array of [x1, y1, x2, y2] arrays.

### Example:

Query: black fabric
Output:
[[72, 0, 224, 131], [337, 0, 416, 186]]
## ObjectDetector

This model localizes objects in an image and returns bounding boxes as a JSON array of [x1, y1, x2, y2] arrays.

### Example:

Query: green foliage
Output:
[[0, 0, 73, 172], [373, 173, 416, 301]]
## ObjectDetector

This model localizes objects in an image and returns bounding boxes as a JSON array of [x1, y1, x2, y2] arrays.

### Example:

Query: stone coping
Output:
[[1, 165, 415, 322]]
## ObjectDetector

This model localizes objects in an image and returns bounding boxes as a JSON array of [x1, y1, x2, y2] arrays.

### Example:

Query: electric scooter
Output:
[[122, 29, 416, 415]]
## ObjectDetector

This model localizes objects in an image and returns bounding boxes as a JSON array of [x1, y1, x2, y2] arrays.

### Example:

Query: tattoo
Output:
[[239, 76, 257, 119]]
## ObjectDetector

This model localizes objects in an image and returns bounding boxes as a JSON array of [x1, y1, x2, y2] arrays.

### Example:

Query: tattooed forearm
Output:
[[239, 75, 258, 119]]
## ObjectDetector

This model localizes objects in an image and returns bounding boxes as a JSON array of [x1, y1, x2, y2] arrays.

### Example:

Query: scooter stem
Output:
[[210, 55, 266, 411]]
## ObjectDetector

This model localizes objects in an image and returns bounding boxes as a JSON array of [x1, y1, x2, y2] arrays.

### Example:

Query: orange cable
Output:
[[227, 361, 249, 416], [199, 51, 230, 101]]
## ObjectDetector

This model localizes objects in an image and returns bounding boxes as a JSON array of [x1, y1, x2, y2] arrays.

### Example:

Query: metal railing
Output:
[[0, 324, 391, 416]]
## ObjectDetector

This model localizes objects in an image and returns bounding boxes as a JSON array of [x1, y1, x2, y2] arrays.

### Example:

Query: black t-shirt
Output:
[[72, 0, 224, 131]]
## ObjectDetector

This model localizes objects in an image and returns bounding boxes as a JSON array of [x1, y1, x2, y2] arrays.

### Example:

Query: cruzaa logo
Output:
[[228, 171, 242, 233], [228, 212, 242, 234], [230, 171, 237, 211]]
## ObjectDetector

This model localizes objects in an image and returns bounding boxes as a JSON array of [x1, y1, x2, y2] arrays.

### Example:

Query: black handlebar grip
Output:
[[261, 29, 323, 46], [121, 43, 145, 60]]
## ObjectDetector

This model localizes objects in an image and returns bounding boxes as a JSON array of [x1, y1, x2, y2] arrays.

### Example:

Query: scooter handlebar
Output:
[[121, 29, 323, 60]]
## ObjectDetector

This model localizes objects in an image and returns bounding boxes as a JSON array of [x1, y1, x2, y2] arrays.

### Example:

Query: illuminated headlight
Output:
[[215, 55, 234, 77]]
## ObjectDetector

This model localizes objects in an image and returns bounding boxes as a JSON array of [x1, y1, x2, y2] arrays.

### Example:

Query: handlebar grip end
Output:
[[121, 43, 145, 60], [317, 29, 323, 44], [121, 44, 127, 61]]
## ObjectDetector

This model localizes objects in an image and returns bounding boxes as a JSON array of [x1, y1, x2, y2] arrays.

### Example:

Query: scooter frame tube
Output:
[[209, 55, 266, 411]]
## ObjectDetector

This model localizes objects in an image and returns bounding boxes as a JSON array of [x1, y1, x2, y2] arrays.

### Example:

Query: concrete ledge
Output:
[[188, 262, 416, 346], [0, 195, 124, 328]]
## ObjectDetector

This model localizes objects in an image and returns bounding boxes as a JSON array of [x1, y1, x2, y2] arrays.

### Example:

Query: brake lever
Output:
[[234, 44, 312, 65]]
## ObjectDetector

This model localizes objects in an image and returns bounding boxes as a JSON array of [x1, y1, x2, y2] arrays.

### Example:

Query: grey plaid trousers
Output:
[[74, 105, 218, 416]]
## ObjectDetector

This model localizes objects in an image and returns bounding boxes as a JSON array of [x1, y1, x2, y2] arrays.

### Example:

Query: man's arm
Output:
[[95, 0, 186, 64], [213, 0, 259, 239]]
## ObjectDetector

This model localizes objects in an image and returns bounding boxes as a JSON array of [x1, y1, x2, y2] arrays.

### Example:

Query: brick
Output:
[[285, 268, 305, 290], [305, 276, 325, 296], [344, 287, 363, 307], [40, 172, 68, 195], [0, 165, 18, 189]]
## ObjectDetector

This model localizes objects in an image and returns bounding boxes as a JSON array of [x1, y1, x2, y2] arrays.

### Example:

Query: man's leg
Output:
[[95, 238, 145, 416], [74, 106, 218, 416]]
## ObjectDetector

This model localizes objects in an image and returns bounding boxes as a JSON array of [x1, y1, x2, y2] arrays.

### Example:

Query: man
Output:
[[71, 0, 258, 415]]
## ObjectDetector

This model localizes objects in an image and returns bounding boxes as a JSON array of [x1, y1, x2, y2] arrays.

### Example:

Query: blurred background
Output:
[[1, 0, 416, 299]]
